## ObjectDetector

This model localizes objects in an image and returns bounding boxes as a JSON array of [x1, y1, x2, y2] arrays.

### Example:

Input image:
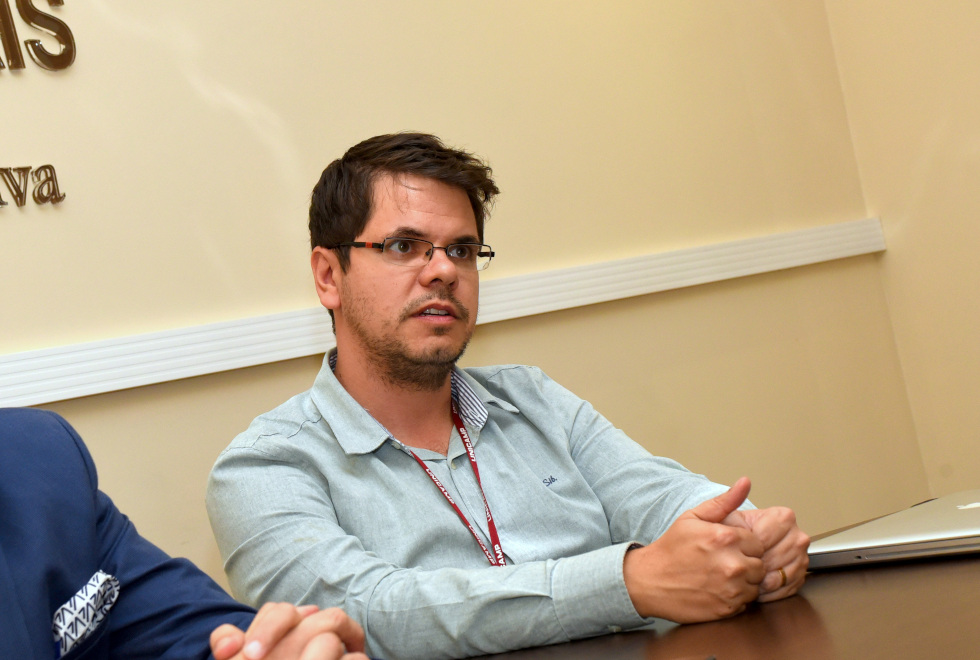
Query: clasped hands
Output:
[[623, 477, 810, 624], [211, 602, 370, 660]]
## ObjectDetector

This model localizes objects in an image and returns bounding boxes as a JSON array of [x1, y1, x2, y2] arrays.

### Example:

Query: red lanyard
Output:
[[407, 405, 506, 567]]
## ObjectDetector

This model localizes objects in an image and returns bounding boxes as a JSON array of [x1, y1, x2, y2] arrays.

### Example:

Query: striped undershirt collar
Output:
[[327, 350, 488, 431]]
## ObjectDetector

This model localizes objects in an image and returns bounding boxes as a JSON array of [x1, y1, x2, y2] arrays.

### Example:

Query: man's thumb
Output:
[[691, 476, 751, 523]]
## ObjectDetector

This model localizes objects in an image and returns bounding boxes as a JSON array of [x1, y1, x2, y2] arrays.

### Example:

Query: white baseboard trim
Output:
[[0, 217, 884, 407]]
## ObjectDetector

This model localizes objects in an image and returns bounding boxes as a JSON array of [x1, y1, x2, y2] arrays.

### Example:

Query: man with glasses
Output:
[[206, 133, 809, 660]]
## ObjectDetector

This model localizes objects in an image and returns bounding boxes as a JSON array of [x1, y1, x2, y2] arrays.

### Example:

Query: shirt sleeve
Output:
[[207, 445, 650, 660], [526, 367, 746, 544]]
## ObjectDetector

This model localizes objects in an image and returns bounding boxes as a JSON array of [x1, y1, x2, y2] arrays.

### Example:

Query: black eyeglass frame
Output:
[[329, 237, 495, 271]]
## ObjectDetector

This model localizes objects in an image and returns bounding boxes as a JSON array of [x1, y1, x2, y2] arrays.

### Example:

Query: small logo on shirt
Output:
[[543, 476, 558, 487]]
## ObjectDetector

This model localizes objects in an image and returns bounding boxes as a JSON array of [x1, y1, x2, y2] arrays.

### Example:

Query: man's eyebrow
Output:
[[386, 227, 482, 244], [386, 227, 426, 239]]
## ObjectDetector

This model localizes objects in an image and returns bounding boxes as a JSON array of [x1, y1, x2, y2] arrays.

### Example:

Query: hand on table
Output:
[[723, 485, 811, 602], [623, 477, 766, 623], [210, 602, 369, 660]]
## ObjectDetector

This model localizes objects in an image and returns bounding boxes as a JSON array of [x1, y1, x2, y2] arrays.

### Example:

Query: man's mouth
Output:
[[419, 308, 453, 317], [402, 293, 470, 323]]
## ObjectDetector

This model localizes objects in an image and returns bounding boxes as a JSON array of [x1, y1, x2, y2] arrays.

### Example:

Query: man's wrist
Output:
[[553, 543, 649, 638]]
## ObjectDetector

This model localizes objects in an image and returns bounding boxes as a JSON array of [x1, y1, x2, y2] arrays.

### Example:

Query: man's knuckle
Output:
[[774, 506, 796, 524], [324, 607, 349, 629], [716, 597, 744, 618], [713, 526, 739, 546], [720, 562, 740, 579], [317, 632, 345, 654]]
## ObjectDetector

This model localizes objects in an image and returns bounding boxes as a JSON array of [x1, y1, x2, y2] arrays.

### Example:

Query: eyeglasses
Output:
[[331, 237, 495, 271]]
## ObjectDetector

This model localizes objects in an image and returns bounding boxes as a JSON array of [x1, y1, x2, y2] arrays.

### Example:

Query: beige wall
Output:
[[824, 1, 980, 497], [462, 256, 924, 535], [13, 0, 969, 586], [5, 1, 861, 352]]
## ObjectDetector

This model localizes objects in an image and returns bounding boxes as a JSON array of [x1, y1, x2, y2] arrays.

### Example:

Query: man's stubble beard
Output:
[[343, 286, 473, 392]]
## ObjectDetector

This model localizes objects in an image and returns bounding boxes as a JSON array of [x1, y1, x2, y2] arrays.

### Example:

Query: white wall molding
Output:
[[1, 218, 884, 407]]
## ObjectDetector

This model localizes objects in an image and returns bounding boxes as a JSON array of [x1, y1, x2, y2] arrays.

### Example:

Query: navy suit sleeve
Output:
[[95, 488, 257, 659], [0, 408, 255, 660]]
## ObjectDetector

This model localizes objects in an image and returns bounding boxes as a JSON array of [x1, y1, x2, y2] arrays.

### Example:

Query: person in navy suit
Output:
[[0, 407, 369, 660]]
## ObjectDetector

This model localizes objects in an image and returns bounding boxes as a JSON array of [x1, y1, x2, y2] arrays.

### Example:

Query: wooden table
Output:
[[476, 555, 980, 659]]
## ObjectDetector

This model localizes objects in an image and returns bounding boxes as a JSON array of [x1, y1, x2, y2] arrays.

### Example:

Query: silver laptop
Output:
[[808, 489, 980, 570]]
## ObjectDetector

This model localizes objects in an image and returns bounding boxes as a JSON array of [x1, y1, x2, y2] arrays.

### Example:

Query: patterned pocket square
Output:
[[52, 570, 120, 658]]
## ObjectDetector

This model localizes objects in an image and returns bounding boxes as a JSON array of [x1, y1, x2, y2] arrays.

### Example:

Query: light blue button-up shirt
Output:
[[206, 354, 733, 660]]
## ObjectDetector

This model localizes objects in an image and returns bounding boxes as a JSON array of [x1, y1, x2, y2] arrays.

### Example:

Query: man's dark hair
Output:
[[309, 132, 500, 271]]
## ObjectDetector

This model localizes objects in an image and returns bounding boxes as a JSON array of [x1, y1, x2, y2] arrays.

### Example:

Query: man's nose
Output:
[[418, 247, 459, 285]]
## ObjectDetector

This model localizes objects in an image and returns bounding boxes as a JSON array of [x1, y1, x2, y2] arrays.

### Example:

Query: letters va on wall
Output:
[[1, 0, 71, 209]]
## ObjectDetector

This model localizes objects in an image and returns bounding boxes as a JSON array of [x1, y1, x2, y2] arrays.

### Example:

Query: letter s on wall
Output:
[[16, 0, 74, 71]]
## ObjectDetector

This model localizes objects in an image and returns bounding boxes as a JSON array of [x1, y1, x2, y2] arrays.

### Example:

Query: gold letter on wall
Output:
[[16, 0, 75, 70], [32, 164, 65, 203]]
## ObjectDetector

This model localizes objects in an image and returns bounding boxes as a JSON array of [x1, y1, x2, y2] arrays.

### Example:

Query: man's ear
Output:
[[311, 247, 342, 311]]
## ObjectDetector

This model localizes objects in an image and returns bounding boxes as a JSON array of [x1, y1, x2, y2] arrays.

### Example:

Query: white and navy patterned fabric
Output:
[[52, 570, 120, 657]]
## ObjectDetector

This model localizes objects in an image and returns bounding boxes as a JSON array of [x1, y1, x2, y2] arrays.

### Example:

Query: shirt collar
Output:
[[318, 349, 493, 455]]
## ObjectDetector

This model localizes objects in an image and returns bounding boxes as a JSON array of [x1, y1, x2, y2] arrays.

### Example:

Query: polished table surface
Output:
[[476, 555, 980, 659]]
